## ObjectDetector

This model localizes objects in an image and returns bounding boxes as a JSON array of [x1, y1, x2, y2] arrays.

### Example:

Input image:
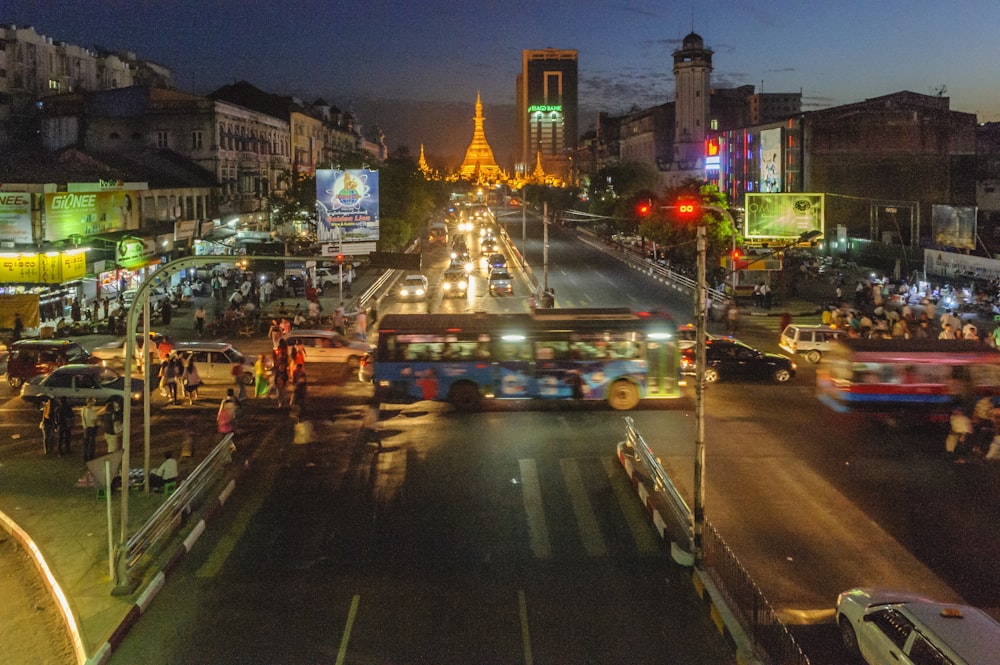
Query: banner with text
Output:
[[315, 169, 380, 245], [44, 191, 136, 241], [0, 192, 33, 244]]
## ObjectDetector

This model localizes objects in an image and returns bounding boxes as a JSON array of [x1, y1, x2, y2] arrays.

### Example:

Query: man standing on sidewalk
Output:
[[81, 398, 99, 462]]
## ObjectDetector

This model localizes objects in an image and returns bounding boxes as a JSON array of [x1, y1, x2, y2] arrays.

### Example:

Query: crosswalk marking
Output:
[[519, 459, 552, 559], [601, 456, 663, 557], [560, 458, 607, 557]]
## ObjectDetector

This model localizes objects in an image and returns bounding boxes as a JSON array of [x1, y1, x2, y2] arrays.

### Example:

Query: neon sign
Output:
[[528, 105, 562, 113]]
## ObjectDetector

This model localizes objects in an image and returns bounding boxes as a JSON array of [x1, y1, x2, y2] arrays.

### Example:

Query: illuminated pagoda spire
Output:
[[530, 150, 546, 182], [459, 91, 501, 183], [417, 143, 431, 175]]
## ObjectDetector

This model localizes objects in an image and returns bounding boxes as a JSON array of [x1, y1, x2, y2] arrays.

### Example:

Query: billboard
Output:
[[0, 192, 33, 244], [315, 169, 379, 244], [931, 204, 976, 250], [0, 250, 87, 284], [744, 193, 824, 239], [759, 128, 782, 193], [43, 191, 134, 241]]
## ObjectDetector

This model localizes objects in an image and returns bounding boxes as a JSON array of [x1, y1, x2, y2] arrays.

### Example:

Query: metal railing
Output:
[[115, 433, 234, 585], [621, 420, 811, 665], [703, 523, 812, 665]]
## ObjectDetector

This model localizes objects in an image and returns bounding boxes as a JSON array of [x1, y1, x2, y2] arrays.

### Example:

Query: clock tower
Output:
[[672, 32, 713, 171]]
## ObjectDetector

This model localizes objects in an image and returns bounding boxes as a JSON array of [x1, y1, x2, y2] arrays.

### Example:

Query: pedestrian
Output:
[[946, 407, 973, 462], [12, 311, 24, 341], [194, 305, 206, 337], [779, 311, 791, 334], [161, 298, 172, 325], [268, 318, 282, 349], [333, 302, 345, 334], [182, 358, 202, 405], [290, 364, 308, 419], [254, 353, 270, 398], [726, 301, 740, 334], [217, 389, 238, 437], [354, 307, 368, 341], [360, 399, 383, 452], [56, 397, 73, 455], [39, 396, 56, 455], [100, 400, 123, 453], [81, 398, 99, 462], [232, 360, 247, 401]]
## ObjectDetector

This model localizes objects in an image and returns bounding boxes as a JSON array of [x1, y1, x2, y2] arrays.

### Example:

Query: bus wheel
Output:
[[448, 382, 481, 411], [607, 380, 640, 411]]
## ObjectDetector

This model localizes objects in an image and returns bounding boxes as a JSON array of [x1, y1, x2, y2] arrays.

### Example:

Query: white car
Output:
[[281, 330, 372, 369], [20, 364, 144, 407], [170, 341, 256, 384], [837, 587, 1000, 665], [398, 274, 429, 301]]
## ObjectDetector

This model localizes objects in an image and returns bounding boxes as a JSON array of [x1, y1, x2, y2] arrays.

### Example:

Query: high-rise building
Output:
[[517, 49, 578, 183]]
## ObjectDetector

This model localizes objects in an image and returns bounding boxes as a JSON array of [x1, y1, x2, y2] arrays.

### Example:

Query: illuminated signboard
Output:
[[0, 249, 86, 284], [0, 192, 33, 243], [931, 204, 976, 250], [705, 138, 720, 170], [315, 169, 380, 245], [745, 193, 824, 239], [44, 191, 134, 241], [759, 128, 782, 193], [528, 105, 563, 113]]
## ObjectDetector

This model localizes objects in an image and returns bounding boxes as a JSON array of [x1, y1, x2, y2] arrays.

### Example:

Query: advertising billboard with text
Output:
[[315, 169, 380, 245], [44, 191, 134, 241], [0, 192, 33, 243], [744, 193, 824, 239]]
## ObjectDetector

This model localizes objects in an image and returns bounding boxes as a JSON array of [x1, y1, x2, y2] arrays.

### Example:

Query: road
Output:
[[5, 208, 1000, 663]]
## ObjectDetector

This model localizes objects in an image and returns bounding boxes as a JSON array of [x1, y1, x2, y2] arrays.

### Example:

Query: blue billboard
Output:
[[315, 169, 380, 243]]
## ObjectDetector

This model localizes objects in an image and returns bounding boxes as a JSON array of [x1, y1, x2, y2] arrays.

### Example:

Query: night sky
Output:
[[7, 0, 999, 168]]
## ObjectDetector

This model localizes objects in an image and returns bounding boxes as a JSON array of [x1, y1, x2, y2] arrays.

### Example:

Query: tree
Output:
[[637, 179, 735, 269]]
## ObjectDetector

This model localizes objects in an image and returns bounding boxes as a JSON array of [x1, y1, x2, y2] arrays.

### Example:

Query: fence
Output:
[[623, 420, 811, 665], [115, 433, 234, 587]]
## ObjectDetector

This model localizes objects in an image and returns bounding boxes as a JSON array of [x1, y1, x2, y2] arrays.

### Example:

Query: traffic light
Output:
[[636, 200, 652, 217], [731, 248, 742, 261], [674, 197, 700, 220], [335, 254, 344, 265]]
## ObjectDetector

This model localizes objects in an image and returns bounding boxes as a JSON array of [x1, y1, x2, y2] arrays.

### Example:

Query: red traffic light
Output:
[[636, 201, 652, 217], [675, 198, 700, 219], [335, 254, 345, 264], [731, 248, 742, 260]]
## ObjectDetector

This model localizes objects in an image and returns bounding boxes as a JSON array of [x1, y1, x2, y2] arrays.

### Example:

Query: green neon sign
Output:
[[528, 105, 562, 113]]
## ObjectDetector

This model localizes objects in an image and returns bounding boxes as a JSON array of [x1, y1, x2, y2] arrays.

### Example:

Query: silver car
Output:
[[281, 330, 372, 369], [170, 341, 255, 384], [20, 364, 144, 407]]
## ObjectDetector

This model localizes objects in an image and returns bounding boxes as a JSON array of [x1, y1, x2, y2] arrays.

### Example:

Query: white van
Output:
[[779, 324, 845, 363]]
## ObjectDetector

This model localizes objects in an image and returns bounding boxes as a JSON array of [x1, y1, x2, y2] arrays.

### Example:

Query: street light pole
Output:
[[693, 221, 707, 564]]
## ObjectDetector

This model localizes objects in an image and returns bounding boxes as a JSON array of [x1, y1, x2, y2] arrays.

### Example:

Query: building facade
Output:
[[517, 49, 578, 183]]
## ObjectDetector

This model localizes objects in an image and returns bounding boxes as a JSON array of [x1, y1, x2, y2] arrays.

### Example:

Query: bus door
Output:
[[645, 338, 678, 397]]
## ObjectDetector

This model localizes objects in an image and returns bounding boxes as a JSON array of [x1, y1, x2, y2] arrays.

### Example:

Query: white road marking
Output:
[[561, 458, 606, 557], [519, 459, 552, 559]]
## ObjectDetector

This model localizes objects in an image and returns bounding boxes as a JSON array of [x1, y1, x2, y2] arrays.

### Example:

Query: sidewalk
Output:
[[0, 267, 387, 665]]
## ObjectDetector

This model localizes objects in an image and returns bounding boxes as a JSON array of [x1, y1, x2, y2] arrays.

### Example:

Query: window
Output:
[[192, 130, 203, 149], [868, 609, 914, 650], [157, 131, 168, 148], [907, 634, 950, 665]]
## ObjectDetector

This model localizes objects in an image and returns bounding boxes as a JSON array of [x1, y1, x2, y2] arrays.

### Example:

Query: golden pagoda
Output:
[[458, 92, 502, 183], [417, 144, 432, 176]]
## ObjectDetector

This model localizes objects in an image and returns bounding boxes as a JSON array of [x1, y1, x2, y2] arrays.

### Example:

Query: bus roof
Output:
[[833, 337, 1000, 361]]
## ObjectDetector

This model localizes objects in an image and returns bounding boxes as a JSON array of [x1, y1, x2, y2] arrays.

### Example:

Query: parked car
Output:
[[6, 339, 100, 389], [398, 274, 429, 301], [314, 266, 356, 291], [281, 330, 372, 369], [20, 364, 144, 407], [779, 324, 846, 363], [441, 267, 469, 298], [680, 338, 796, 383], [488, 268, 513, 296], [170, 341, 255, 384], [836, 587, 1000, 665]]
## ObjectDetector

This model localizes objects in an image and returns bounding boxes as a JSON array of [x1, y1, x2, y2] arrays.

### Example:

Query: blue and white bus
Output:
[[372, 308, 681, 410]]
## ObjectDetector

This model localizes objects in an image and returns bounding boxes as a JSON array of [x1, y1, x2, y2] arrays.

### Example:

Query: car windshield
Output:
[[65, 345, 90, 362], [491, 271, 511, 280], [97, 367, 120, 385]]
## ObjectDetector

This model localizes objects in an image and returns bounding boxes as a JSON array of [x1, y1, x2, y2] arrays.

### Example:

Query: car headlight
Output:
[[400, 288, 409, 296], [459, 280, 467, 289], [416, 288, 425, 296], [442, 282, 451, 290]]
